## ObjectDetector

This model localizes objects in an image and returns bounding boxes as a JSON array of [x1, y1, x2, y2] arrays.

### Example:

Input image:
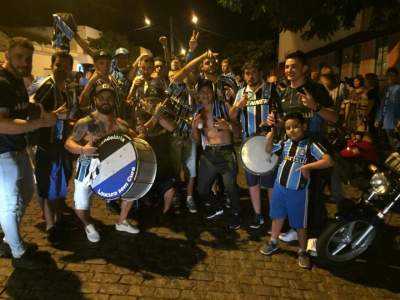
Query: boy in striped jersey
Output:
[[260, 112, 333, 268]]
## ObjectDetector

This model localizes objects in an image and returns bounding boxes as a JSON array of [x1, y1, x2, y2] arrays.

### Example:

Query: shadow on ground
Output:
[[5, 252, 86, 300]]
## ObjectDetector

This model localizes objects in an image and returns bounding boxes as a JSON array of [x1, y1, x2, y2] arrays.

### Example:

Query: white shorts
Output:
[[74, 156, 93, 210]]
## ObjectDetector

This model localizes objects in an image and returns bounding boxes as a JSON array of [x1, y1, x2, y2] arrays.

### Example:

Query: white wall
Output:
[[278, 12, 367, 62]]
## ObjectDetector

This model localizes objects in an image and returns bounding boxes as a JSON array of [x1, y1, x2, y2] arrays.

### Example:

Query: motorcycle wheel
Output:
[[316, 218, 377, 265]]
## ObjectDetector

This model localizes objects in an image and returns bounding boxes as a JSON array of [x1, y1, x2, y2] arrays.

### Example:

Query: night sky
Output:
[[1, 0, 274, 54]]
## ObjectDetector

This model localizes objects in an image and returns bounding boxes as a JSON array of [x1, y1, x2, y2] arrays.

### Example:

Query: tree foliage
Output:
[[218, 0, 400, 40], [222, 39, 275, 74], [88, 30, 140, 58]]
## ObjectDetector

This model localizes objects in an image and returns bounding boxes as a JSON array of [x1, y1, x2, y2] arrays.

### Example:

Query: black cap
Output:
[[93, 50, 112, 62]]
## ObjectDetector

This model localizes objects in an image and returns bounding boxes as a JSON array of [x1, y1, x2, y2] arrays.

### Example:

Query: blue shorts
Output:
[[35, 148, 71, 201], [245, 169, 276, 188], [269, 182, 309, 229]]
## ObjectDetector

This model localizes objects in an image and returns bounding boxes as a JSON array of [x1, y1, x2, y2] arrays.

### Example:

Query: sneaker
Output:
[[260, 241, 279, 256], [115, 220, 140, 234], [1, 241, 37, 258], [223, 196, 231, 209], [206, 207, 224, 220], [12, 251, 42, 270], [228, 214, 241, 230], [172, 196, 181, 215], [306, 238, 318, 257], [298, 250, 311, 269], [106, 201, 120, 215], [85, 224, 100, 243], [279, 229, 298, 243], [0, 241, 11, 258], [249, 214, 264, 229], [186, 196, 197, 213]]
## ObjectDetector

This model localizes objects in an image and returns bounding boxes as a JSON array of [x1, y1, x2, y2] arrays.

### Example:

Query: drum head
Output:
[[240, 135, 279, 175], [91, 134, 138, 200]]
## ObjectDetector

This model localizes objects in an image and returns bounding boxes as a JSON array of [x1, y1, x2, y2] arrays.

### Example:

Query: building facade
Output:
[[278, 10, 400, 79]]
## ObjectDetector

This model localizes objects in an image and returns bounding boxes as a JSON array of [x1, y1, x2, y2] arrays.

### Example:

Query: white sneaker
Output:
[[186, 196, 197, 213], [307, 238, 318, 257], [279, 229, 298, 242], [85, 224, 100, 243], [115, 220, 140, 234]]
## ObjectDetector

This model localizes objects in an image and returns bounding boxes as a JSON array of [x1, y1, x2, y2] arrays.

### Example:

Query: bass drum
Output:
[[90, 133, 157, 201], [240, 135, 279, 175]]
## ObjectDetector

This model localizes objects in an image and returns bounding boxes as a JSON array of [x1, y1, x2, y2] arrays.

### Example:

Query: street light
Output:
[[191, 14, 198, 25], [134, 16, 152, 31]]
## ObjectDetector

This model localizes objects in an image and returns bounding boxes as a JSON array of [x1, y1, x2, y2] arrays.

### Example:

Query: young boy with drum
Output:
[[259, 112, 333, 268]]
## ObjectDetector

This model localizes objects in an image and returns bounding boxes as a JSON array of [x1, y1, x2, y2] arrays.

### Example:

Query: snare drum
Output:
[[90, 133, 157, 201], [240, 135, 279, 175]]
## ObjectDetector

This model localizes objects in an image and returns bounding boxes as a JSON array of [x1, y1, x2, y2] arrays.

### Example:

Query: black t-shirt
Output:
[[280, 80, 334, 136], [31, 77, 70, 150], [0, 68, 29, 154]]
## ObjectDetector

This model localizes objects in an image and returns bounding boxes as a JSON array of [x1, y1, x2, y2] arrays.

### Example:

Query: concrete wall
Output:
[[278, 12, 366, 63], [0, 26, 100, 77]]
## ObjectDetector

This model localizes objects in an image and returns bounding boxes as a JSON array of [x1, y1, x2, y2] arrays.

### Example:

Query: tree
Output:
[[218, 0, 400, 40], [88, 30, 140, 58], [222, 39, 275, 74]]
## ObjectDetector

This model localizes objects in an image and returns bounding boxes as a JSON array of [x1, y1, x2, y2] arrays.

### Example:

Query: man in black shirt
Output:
[[31, 51, 74, 245], [0, 37, 56, 269], [267, 50, 338, 246]]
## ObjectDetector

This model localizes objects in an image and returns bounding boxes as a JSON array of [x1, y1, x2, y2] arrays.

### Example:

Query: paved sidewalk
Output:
[[0, 186, 399, 300]]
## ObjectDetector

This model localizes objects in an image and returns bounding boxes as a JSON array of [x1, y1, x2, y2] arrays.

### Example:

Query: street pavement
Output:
[[0, 180, 399, 300]]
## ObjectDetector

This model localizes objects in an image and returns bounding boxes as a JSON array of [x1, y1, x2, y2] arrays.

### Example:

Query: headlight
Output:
[[370, 173, 390, 194]]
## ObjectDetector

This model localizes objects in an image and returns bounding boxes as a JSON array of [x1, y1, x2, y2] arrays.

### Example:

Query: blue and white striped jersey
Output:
[[272, 137, 326, 190], [235, 83, 279, 139]]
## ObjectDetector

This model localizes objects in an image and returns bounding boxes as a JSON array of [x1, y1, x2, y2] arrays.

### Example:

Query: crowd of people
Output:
[[0, 31, 399, 271]]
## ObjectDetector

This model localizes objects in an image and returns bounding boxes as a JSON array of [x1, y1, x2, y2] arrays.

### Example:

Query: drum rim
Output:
[[239, 135, 279, 176], [121, 137, 158, 201]]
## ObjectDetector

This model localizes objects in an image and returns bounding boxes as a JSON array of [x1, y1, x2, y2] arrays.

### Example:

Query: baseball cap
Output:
[[93, 50, 112, 61], [95, 83, 116, 95], [114, 47, 130, 56]]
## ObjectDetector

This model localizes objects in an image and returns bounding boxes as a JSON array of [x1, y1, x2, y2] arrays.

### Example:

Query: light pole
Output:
[[134, 16, 152, 31]]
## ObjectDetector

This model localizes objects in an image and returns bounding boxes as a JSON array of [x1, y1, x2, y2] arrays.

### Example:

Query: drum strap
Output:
[[82, 158, 101, 187]]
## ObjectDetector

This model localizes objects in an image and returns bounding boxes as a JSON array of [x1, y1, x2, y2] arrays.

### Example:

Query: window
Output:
[[375, 37, 388, 76], [352, 44, 361, 77]]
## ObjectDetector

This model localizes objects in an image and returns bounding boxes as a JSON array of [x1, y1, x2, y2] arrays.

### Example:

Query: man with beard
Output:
[[201, 54, 237, 104], [80, 51, 123, 117], [31, 51, 75, 245], [229, 61, 281, 229], [65, 83, 139, 243], [0, 37, 57, 269], [112, 48, 135, 96]]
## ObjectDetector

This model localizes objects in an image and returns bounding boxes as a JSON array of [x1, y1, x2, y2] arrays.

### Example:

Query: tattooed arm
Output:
[[117, 118, 137, 138], [65, 117, 97, 155]]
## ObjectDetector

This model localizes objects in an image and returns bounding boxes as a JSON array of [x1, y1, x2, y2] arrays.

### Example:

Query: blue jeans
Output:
[[0, 150, 34, 258]]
